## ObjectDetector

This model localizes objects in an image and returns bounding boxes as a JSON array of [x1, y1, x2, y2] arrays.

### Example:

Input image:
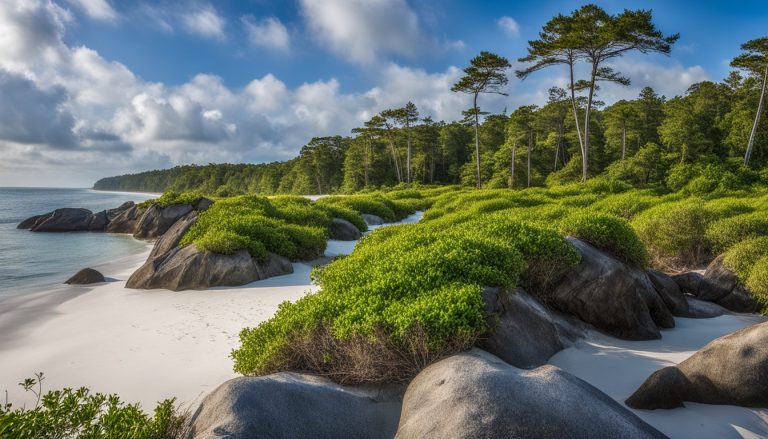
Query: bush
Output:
[[632, 201, 713, 269], [705, 213, 768, 254], [589, 191, 659, 219], [560, 213, 648, 266], [317, 195, 397, 222], [317, 204, 367, 232], [0, 374, 183, 438], [137, 191, 203, 209], [746, 256, 768, 309], [723, 237, 768, 281]]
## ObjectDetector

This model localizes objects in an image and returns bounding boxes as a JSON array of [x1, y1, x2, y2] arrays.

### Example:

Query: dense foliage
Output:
[[0, 374, 183, 439]]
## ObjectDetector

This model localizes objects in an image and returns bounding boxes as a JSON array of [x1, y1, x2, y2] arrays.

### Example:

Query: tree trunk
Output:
[[510, 139, 517, 188], [554, 123, 563, 170], [621, 122, 627, 161], [582, 61, 598, 182], [406, 123, 412, 183], [745, 63, 768, 166], [474, 93, 481, 189], [363, 139, 370, 187], [568, 56, 586, 166], [527, 131, 533, 188], [388, 138, 402, 183]]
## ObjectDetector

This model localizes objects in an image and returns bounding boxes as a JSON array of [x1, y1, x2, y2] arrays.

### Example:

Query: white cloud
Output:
[[66, 0, 117, 23], [180, 4, 225, 40], [497, 16, 520, 38], [299, 0, 428, 64], [600, 58, 710, 101], [241, 15, 290, 52]]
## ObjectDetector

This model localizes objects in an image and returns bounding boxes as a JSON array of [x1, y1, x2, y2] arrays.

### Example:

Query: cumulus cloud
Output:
[[497, 16, 520, 38], [299, 0, 429, 64], [241, 15, 290, 52], [66, 0, 117, 22], [180, 4, 225, 40], [0, 69, 76, 148]]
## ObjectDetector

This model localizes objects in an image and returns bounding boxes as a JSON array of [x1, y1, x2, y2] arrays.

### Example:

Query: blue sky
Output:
[[0, 0, 766, 186]]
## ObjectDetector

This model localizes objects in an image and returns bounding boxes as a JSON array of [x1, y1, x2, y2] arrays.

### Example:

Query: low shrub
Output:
[[137, 191, 203, 209], [317, 204, 367, 232], [632, 201, 713, 269], [317, 195, 397, 222], [723, 237, 768, 281], [746, 256, 768, 309], [589, 191, 659, 219], [705, 213, 768, 254], [560, 213, 648, 266], [0, 374, 184, 438]]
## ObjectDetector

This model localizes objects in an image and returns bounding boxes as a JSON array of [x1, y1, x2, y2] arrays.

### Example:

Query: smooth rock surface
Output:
[[22, 208, 102, 232], [548, 239, 674, 340], [329, 217, 362, 240], [626, 321, 768, 409], [133, 203, 194, 239], [65, 268, 105, 285], [183, 373, 402, 439], [362, 213, 384, 226], [148, 211, 197, 261], [126, 245, 292, 291], [482, 287, 584, 369], [396, 349, 666, 439], [674, 263, 760, 313], [646, 269, 690, 316], [105, 202, 144, 234]]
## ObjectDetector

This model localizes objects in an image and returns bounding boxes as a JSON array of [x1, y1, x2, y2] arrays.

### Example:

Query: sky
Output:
[[0, 0, 766, 187]]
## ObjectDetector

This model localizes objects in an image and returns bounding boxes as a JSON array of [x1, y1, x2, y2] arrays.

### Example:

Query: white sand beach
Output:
[[1, 210, 767, 438]]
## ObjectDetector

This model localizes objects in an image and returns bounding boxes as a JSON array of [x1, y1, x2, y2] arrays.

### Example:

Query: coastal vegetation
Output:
[[0, 373, 183, 438]]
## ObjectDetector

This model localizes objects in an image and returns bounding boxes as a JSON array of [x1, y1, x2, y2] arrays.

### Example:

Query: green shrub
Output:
[[318, 204, 367, 232], [723, 237, 768, 281], [137, 191, 203, 209], [589, 192, 659, 219], [0, 374, 183, 438], [561, 213, 648, 266], [746, 256, 768, 309], [705, 213, 768, 253], [632, 201, 713, 269], [317, 195, 397, 222], [195, 229, 265, 258]]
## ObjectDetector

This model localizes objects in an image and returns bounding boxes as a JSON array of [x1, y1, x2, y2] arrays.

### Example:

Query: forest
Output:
[[94, 14, 767, 197]]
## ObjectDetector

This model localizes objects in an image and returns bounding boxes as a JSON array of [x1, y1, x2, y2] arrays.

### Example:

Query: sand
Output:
[[2, 210, 767, 438]]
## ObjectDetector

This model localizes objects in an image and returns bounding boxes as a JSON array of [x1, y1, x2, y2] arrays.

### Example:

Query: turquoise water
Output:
[[0, 188, 157, 295]]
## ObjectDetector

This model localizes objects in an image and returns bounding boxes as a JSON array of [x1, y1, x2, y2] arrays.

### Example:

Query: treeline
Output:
[[94, 6, 768, 196]]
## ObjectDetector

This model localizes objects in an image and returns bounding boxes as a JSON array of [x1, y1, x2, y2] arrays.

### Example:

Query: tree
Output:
[[570, 4, 678, 181], [731, 37, 768, 166], [517, 13, 587, 175], [373, 112, 404, 183], [394, 102, 420, 183], [452, 51, 511, 188], [604, 100, 636, 161]]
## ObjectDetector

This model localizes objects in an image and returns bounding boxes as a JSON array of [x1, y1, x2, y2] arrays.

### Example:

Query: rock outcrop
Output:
[[126, 245, 292, 291], [19, 208, 106, 232], [183, 373, 402, 439], [362, 213, 384, 226], [104, 201, 144, 234], [672, 258, 760, 313], [133, 203, 194, 239], [396, 349, 666, 438], [548, 239, 674, 340], [148, 211, 197, 260], [329, 218, 361, 241], [481, 287, 584, 369], [65, 268, 105, 285], [626, 320, 768, 409]]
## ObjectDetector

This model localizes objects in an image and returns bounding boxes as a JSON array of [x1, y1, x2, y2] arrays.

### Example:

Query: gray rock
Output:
[[329, 217, 361, 241], [133, 203, 194, 239], [105, 203, 145, 234], [548, 239, 674, 340], [183, 373, 402, 439], [684, 297, 725, 318], [646, 269, 690, 316], [626, 320, 768, 409], [396, 349, 666, 439], [673, 261, 760, 313], [194, 197, 214, 211], [26, 208, 96, 232], [126, 245, 292, 291], [65, 268, 105, 285], [481, 287, 584, 369], [148, 211, 197, 261], [362, 213, 384, 226], [17, 214, 43, 229]]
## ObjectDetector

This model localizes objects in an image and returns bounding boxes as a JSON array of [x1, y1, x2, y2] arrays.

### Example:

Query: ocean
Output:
[[0, 188, 158, 296]]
